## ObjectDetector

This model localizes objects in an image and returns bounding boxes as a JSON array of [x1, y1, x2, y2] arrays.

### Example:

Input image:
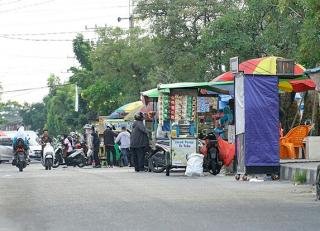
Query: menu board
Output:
[[171, 138, 197, 166]]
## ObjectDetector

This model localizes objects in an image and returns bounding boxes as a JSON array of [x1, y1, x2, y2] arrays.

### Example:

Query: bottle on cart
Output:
[[171, 123, 180, 138]]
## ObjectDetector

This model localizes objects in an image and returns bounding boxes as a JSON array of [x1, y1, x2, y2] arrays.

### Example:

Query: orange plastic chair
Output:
[[280, 125, 312, 159]]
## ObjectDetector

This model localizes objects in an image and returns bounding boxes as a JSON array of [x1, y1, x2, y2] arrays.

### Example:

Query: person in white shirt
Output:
[[115, 126, 131, 166]]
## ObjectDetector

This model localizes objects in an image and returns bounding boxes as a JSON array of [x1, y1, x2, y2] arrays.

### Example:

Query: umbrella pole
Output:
[[310, 91, 318, 135], [290, 93, 305, 129]]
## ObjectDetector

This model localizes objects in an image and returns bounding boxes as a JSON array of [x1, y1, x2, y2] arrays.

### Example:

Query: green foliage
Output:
[[73, 34, 93, 70], [297, 0, 320, 67], [45, 84, 84, 136], [0, 101, 23, 127], [294, 170, 307, 184], [20, 103, 46, 132]]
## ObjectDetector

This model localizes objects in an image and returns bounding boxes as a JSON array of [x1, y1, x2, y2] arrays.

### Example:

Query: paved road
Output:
[[0, 163, 319, 231]]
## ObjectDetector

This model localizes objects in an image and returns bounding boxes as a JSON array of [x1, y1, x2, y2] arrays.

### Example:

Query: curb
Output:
[[280, 165, 317, 185]]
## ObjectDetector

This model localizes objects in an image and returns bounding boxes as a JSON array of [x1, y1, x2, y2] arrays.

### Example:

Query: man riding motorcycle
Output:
[[40, 129, 53, 151], [12, 125, 29, 165]]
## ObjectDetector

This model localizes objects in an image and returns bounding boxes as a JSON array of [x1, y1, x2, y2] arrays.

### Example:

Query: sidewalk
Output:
[[280, 159, 320, 184]]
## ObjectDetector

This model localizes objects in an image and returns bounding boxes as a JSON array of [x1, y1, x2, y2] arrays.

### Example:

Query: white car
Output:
[[0, 130, 42, 162], [0, 136, 14, 163]]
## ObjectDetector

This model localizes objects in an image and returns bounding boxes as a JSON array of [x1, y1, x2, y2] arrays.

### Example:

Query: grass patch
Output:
[[293, 170, 307, 184]]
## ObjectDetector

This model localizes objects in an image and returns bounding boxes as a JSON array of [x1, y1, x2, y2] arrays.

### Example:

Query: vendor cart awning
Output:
[[158, 82, 230, 94], [141, 88, 159, 98]]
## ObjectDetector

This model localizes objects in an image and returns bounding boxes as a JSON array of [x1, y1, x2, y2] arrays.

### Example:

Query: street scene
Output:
[[1, 0, 320, 231], [0, 163, 319, 231]]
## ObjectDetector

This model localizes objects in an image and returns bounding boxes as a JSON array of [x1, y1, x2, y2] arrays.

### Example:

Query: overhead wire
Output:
[[0, 0, 23, 7], [0, 0, 55, 14], [0, 83, 73, 94], [0, 35, 73, 42], [0, 30, 96, 37]]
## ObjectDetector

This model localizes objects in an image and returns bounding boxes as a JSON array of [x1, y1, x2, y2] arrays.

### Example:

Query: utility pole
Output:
[[117, 0, 134, 29]]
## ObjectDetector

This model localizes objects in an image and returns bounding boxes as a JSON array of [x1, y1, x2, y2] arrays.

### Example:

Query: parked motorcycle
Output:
[[65, 148, 87, 167], [52, 137, 64, 168], [42, 143, 54, 170], [199, 132, 222, 175], [13, 138, 28, 172], [148, 140, 168, 173], [53, 147, 87, 168]]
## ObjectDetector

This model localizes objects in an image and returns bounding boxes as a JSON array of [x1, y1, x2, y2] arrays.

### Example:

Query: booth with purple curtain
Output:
[[235, 73, 280, 176]]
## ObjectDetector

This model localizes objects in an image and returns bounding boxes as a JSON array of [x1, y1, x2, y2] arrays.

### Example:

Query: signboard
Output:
[[171, 138, 197, 166], [230, 57, 239, 74]]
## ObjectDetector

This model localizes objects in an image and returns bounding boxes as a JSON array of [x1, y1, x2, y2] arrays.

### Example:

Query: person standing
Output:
[[115, 125, 130, 166], [63, 134, 73, 158], [91, 126, 101, 168], [103, 124, 117, 168], [130, 112, 149, 172]]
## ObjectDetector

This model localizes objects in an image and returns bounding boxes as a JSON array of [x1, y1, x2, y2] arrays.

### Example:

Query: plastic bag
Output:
[[185, 153, 204, 177], [217, 136, 235, 167]]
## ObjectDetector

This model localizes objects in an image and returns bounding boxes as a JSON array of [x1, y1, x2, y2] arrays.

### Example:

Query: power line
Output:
[[0, 83, 73, 94], [0, 30, 96, 37], [0, 0, 55, 14], [0, 35, 73, 42], [0, 0, 23, 7]]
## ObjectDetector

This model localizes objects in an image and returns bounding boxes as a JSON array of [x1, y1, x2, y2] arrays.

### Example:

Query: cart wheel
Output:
[[271, 174, 279, 181], [166, 166, 170, 176], [235, 174, 240, 181], [242, 175, 248, 181]]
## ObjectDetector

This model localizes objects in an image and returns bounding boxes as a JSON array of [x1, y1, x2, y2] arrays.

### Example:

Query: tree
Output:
[[200, 0, 304, 77], [20, 103, 46, 132], [297, 0, 320, 67], [79, 27, 156, 115], [136, 0, 241, 81], [0, 101, 23, 130], [73, 34, 93, 70], [45, 84, 82, 136]]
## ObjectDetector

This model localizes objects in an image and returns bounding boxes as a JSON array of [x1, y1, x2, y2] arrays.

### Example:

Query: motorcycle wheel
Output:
[[77, 155, 86, 168], [149, 148, 166, 173], [53, 150, 62, 168], [208, 147, 221, 175], [18, 161, 24, 172], [47, 159, 53, 170], [316, 165, 320, 200], [209, 161, 221, 175]]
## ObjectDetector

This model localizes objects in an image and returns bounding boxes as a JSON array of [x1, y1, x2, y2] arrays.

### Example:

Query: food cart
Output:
[[157, 82, 230, 176]]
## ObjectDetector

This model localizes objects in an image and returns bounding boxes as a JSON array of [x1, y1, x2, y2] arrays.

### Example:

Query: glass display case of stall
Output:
[[158, 89, 198, 173]]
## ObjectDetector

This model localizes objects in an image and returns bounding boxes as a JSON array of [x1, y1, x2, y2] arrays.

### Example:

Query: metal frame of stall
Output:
[[157, 82, 230, 176]]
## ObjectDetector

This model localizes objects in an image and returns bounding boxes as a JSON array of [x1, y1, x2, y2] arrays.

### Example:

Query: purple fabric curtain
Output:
[[244, 75, 280, 166]]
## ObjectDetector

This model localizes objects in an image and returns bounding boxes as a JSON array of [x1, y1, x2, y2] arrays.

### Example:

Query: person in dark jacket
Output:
[[91, 126, 101, 168], [103, 123, 117, 167], [130, 112, 149, 172]]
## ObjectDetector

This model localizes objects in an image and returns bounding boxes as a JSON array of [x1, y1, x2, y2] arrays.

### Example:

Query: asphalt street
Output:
[[0, 163, 319, 231]]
